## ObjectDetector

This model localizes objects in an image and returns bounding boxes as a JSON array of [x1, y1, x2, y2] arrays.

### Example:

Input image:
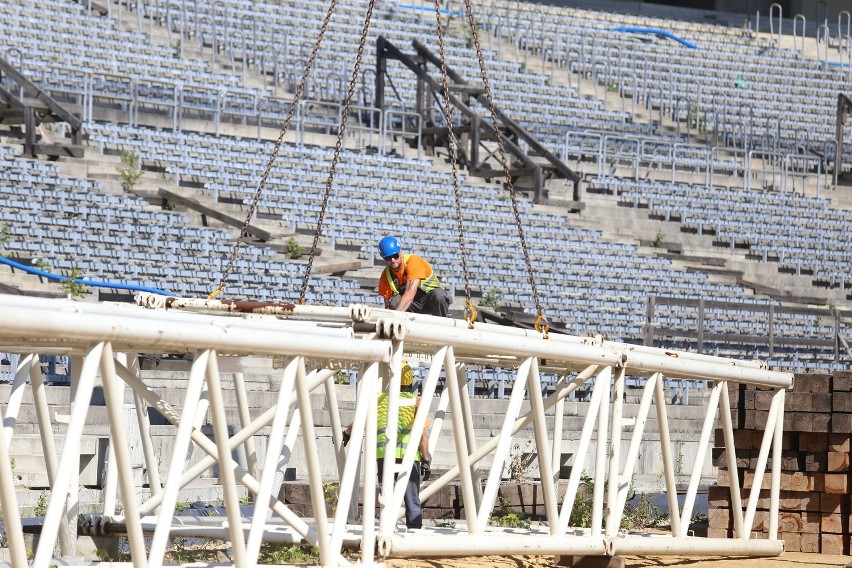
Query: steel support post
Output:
[[592, 367, 612, 537], [655, 372, 682, 537], [148, 350, 212, 566], [233, 370, 259, 479], [720, 384, 746, 538], [605, 367, 626, 537], [100, 343, 147, 567], [247, 358, 299, 563], [35, 346, 102, 566], [476, 357, 531, 533]]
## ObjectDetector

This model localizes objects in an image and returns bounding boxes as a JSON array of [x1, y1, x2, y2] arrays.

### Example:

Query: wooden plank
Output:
[[159, 188, 274, 242], [32, 144, 85, 158]]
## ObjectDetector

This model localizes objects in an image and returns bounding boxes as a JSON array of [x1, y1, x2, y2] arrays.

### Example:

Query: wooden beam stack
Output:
[[709, 372, 851, 554]]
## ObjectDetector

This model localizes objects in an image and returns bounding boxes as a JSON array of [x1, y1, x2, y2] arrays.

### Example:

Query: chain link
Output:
[[298, 0, 377, 304], [434, 0, 474, 325], [463, 0, 547, 330], [209, 0, 338, 300]]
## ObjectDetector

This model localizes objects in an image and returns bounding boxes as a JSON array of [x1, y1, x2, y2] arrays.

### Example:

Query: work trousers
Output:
[[391, 288, 451, 318], [377, 458, 423, 529]]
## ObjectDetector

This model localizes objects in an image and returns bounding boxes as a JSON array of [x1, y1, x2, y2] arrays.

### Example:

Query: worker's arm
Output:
[[395, 278, 420, 312], [418, 429, 431, 463]]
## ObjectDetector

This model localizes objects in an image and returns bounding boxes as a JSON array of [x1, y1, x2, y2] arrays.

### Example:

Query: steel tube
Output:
[[456, 363, 484, 510], [0, 303, 389, 362], [99, 344, 147, 568], [769, 388, 785, 540], [613, 373, 657, 522], [612, 536, 784, 555], [592, 366, 611, 537], [423, 366, 597, 503], [622, 350, 791, 387], [557, 368, 606, 533], [379, 343, 405, 534], [606, 367, 625, 537], [149, 351, 212, 565], [295, 357, 331, 566], [445, 347, 480, 534], [528, 358, 559, 532], [476, 358, 531, 532], [382, 534, 606, 556], [720, 385, 745, 538], [234, 370, 259, 479], [679, 381, 722, 536], [744, 391, 783, 532], [4, 356, 28, 450], [0, 374, 27, 568], [247, 359, 298, 564], [362, 362, 380, 563], [655, 372, 682, 537], [401, 321, 621, 367], [35, 345, 102, 567]]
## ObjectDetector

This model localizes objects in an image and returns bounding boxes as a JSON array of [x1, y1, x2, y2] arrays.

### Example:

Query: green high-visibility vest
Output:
[[376, 392, 422, 461]]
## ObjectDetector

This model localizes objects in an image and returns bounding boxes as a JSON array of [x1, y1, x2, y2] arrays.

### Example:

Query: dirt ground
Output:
[[386, 552, 850, 568]]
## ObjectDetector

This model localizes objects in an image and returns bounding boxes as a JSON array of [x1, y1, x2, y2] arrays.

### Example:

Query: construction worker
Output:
[[377, 361, 431, 529], [344, 362, 432, 529], [377, 236, 450, 317]]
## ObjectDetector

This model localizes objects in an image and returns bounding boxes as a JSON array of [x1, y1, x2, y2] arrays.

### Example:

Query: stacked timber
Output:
[[708, 372, 851, 554]]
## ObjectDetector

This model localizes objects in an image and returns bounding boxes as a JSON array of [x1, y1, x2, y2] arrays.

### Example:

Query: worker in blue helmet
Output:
[[377, 236, 450, 317]]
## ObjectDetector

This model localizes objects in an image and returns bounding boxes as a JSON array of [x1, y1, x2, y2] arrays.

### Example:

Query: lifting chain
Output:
[[434, 0, 475, 328], [462, 0, 548, 338], [299, 0, 378, 304], [209, 0, 338, 300]]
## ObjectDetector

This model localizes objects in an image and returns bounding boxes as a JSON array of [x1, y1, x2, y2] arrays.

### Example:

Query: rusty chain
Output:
[[462, 0, 548, 336], [434, 0, 475, 327], [298, 0, 378, 304], [209, 0, 338, 300]]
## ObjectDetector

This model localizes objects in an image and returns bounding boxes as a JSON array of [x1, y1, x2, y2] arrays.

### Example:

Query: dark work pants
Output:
[[392, 288, 450, 318], [377, 458, 423, 529]]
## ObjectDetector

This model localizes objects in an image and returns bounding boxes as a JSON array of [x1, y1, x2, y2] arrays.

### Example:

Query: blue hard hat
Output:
[[378, 236, 401, 258]]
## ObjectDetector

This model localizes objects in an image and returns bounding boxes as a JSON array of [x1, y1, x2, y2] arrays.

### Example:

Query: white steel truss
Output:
[[0, 293, 792, 567]]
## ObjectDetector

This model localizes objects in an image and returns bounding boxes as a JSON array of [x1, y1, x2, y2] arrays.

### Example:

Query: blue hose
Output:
[[0, 256, 177, 297], [612, 26, 698, 49]]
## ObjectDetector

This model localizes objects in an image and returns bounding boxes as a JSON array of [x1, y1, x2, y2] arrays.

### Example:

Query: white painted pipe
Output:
[[0, 376, 27, 568], [0, 304, 389, 362], [99, 344, 147, 568], [401, 320, 621, 367], [34, 345, 103, 567], [4, 356, 29, 451], [720, 385, 745, 538], [423, 366, 598, 504], [233, 370, 259, 479], [622, 350, 791, 387], [246, 358, 298, 566], [591, 366, 611, 537], [613, 373, 657, 522], [476, 358, 531, 533], [556, 368, 607, 533], [612, 536, 783, 556], [527, 358, 559, 533], [679, 381, 723, 536], [381, 533, 606, 556], [148, 350, 211, 566], [361, 362, 380, 564], [655, 371, 682, 537], [444, 347, 480, 534], [294, 357, 332, 566], [605, 367, 625, 537], [743, 390, 783, 533], [769, 388, 785, 540]]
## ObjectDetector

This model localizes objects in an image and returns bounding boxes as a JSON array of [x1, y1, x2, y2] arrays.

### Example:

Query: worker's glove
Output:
[[420, 460, 432, 482], [342, 431, 351, 447]]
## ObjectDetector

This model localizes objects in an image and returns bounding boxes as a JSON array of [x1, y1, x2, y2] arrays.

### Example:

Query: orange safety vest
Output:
[[383, 254, 441, 296]]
